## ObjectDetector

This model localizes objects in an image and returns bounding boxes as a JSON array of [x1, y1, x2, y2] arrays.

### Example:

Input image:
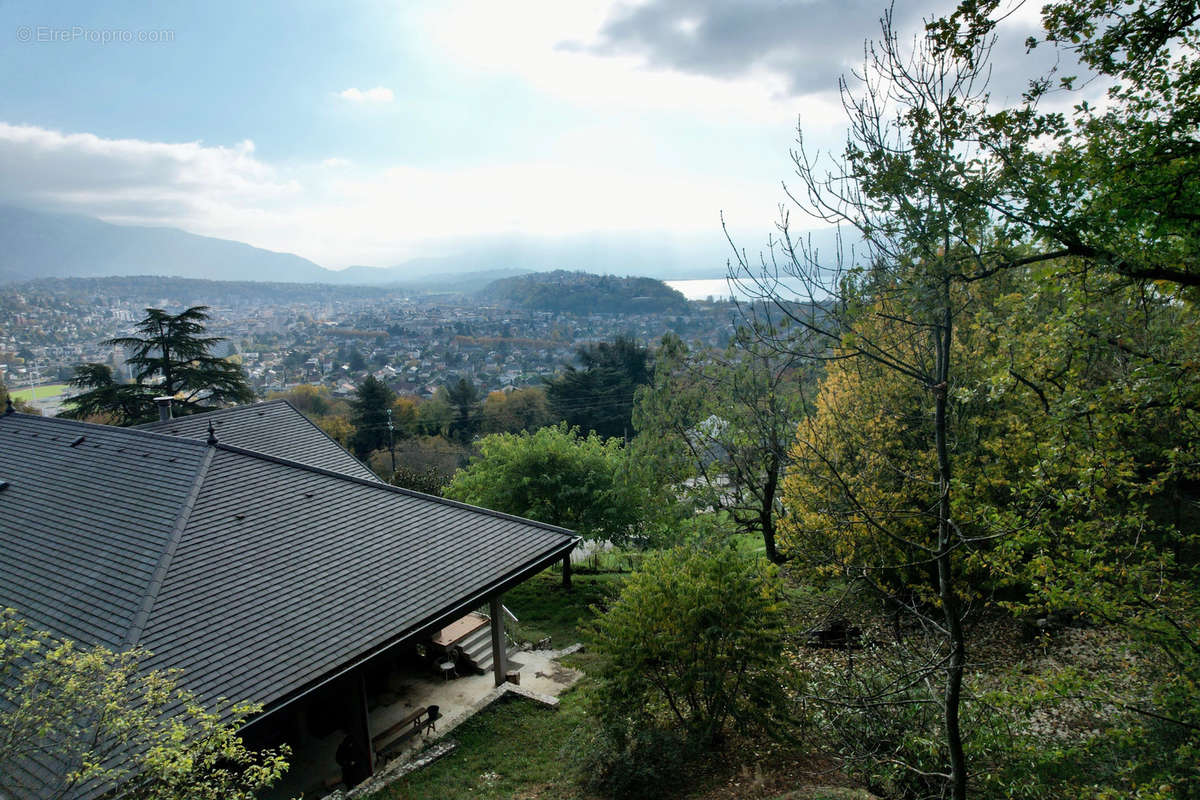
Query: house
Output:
[[0, 399, 577, 796], [136, 397, 379, 482]]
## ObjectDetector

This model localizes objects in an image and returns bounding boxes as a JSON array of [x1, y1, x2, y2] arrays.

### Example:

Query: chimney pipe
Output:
[[154, 396, 173, 422]]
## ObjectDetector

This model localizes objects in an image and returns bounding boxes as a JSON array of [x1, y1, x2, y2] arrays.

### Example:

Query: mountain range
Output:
[[0, 206, 753, 287]]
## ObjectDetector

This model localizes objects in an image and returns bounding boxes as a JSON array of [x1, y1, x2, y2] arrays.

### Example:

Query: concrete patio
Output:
[[264, 646, 583, 799]]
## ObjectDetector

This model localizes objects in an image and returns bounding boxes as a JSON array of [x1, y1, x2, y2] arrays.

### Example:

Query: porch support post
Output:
[[489, 594, 507, 687], [346, 671, 374, 780], [562, 552, 572, 589]]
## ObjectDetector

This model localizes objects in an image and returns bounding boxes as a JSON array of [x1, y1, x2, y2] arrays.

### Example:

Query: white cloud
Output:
[[0, 123, 297, 227], [416, 0, 813, 126], [0, 122, 784, 269], [338, 86, 395, 104], [321, 157, 352, 168]]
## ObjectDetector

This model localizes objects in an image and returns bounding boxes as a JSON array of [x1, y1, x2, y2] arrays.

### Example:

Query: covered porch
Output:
[[256, 608, 581, 799]]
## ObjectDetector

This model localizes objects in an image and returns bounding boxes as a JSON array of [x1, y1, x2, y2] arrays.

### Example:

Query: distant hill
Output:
[[481, 270, 689, 314], [0, 206, 334, 284], [332, 265, 531, 289], [0, 205, 835, 287]]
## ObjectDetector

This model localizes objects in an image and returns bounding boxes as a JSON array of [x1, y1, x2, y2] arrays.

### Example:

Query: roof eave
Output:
[[241, 533, 580, 729]]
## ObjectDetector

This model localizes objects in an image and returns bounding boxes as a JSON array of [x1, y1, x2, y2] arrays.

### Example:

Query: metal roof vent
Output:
[[0, 480, 8, 492], [154, 396, 174, 422], [70, 436, 86, 447]]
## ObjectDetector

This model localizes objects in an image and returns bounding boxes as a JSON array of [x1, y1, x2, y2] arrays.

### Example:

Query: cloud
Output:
[[571, 0, 900, 96], [417, 0, 806, 125], [338, 86, 395, 103], [0, 123, 298, 227], [564, 0, 1086, 103], [321, 157, 352, 168], [0, 122, 781, 269]]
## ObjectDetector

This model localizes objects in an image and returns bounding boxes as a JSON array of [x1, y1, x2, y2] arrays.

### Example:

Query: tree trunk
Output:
[[761, 451, 785, 564], [934, 276, 967, 800]]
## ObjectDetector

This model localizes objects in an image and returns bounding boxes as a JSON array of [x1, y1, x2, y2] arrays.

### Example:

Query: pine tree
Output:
[[62, 306, 254, 425], [348, 375, 396, 460]]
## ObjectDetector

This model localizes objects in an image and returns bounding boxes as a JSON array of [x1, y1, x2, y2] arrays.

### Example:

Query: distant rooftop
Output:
[[138, 398, 380, 482]]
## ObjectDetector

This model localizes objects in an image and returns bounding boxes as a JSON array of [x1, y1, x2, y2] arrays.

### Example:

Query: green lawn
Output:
[[503, 570, 624, 661], [369, 691, 589, 800], [9, 384, 68, 402], [367, 568, 625, 800]]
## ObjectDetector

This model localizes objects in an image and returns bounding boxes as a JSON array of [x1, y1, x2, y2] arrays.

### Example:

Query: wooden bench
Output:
[[372, 705, 439, 759]]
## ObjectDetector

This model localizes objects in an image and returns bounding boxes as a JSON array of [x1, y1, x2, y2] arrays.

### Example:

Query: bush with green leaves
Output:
[[583, 543, 795, 785], [564, 712, 694, 800], [0, 609, 288, 800]]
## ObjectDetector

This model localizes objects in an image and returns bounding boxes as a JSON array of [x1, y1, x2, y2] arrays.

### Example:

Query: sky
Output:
[[0, 0, 1069, 272]]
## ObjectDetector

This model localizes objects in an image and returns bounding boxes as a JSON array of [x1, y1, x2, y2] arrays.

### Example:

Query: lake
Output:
[[665, 278, 748, 302]]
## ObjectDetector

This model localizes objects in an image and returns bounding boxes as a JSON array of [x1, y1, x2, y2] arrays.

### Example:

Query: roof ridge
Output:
[[0, 412, 210, 449], [133, 398, 288, 430], [212, 441, 578, 538], [277, 398, 382, 481], [123, 445, 216, 648]]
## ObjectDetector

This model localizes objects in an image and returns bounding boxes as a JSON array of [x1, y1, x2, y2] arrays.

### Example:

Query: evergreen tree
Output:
[[349, 375, 396, 460], [444, 376, 481, 444], [62, 306, 254, 425], [545, 336, 650, 440]]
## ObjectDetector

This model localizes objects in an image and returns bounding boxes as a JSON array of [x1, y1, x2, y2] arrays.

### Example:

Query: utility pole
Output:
[[28, 362, 40, 413], [386, 407, 396, 475]]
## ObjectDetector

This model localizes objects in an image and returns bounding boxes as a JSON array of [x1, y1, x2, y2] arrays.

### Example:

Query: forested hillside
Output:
[[480, 270, 689, 314]]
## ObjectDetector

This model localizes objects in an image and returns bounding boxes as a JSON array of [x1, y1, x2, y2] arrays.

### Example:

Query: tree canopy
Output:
[[0, 609, 288, 800], [731, 1, 1200, 795], [348, 374, 396, 460], [61, 306, 254, 425], [545, 336, 651, 441], [443, 423, 650, 543], [633, 330, 811, 563]]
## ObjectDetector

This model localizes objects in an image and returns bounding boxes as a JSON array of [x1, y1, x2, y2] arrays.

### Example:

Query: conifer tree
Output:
[[62, 306, 254, 425]]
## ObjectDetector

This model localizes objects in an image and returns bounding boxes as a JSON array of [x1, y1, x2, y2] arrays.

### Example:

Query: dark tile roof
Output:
[[0, 414, 209, 648], [0, 411, 577, 798], [137, 399, 380, 482]]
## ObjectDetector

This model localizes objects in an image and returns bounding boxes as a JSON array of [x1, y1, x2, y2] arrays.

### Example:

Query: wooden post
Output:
[[344, 672, 374, 782], [562, 552, 572, 589], [489, 594, 507, 687]]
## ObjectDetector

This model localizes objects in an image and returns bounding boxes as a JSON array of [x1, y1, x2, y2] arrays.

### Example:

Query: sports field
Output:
[[8, 384, 69, 402]]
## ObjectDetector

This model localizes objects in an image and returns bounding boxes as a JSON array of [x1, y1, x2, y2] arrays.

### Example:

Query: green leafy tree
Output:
[[731, 11, 1007, 795], [481, 387, 554, 434], [545, 336, 651, 440], [63, 307, 254, 425], [633, 330, 810, 564], [0, 609, 288, 800], [962, 266, 1200, 796], [926, 0, 1200, 291], [0, 378, 37, 414], [348, 375, 396, 460], [444, 423, 649, 544], [415, 390, 454, 437]]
